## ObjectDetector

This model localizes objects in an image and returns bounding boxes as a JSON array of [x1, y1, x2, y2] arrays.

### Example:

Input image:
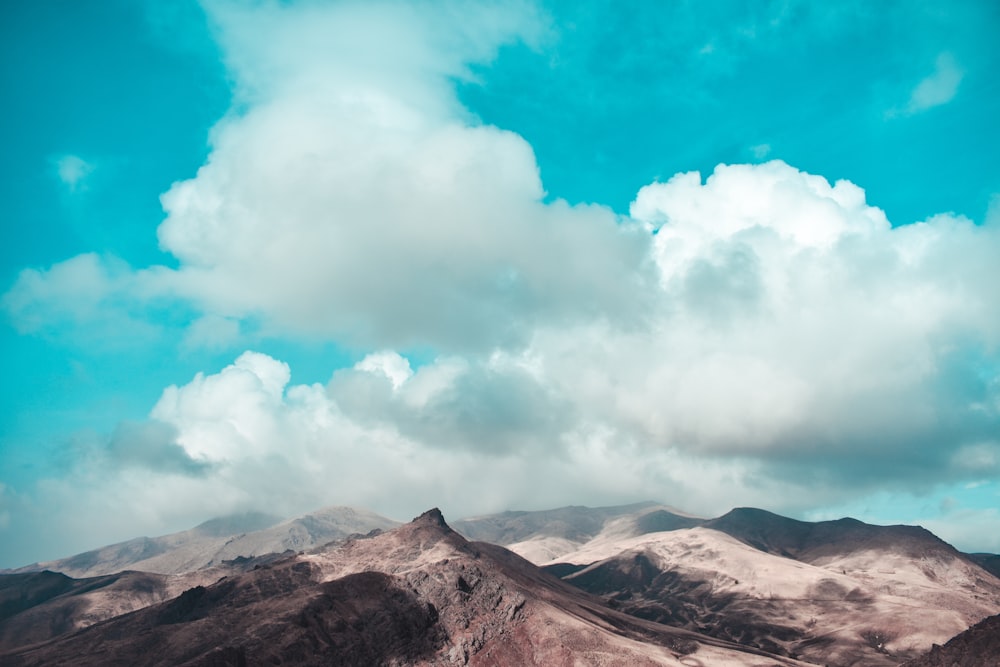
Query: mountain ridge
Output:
[[1, 508, 811, 666], [6, 505, 399, 578], [454, 502, 1000, 666], [4, 501, 998, 666]]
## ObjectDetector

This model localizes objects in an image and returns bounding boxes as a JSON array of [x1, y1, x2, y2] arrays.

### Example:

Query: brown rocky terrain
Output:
[[1, 509, 809, 666], [901, 613, 1000, 667], [456, 503, 1000, 666], [5, 502, 998, 666], [0, 552, 293, 652]]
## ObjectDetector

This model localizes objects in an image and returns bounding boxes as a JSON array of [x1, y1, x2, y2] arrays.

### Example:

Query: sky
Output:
[[1, 0, 999, 568]]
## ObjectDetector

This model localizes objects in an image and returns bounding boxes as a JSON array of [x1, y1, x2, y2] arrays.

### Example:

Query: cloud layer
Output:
[[3, 0, 999, 562]]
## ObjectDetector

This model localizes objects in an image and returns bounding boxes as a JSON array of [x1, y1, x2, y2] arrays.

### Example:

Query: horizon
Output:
[[6, 497, 973, 570], [2, 0, 999, 568]]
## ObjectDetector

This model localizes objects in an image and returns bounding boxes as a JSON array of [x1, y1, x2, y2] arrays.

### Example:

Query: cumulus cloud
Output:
[[2, 348, 838, 564], [329, 351, 573, 456], [147, 0, 650, 351], [536, 161, 1000, 477], [4, 0, 1000, 563], [7, 1, 650, 354], [354, 351, 413, 390]]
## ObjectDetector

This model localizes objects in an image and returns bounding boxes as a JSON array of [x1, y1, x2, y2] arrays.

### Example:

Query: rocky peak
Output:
[[411, 507, 450, 529]]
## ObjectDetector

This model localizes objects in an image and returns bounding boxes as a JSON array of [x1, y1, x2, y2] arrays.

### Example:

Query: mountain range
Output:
[[2, 502, 998, 666], [7, 506, 399, 578], [457, 503, 1000, 665]]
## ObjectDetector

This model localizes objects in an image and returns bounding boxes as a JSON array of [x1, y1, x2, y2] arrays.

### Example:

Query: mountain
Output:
[[0, 552, 291, 652], [901, 612, 1000, 667], [703, 507, 961, 563], [455, 503, 1000, 666], [452, 501, 665, 544], [452, 502, 697, 564], [549, 526, 1000, 665], [0, 509, 810, 667], [10, 506, 399, 577], [967, 552, 1000, 580], [5, 501, 998, 665]]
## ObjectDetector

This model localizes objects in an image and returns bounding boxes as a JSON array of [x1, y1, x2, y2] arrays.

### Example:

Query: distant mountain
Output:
[[10, 506, 399, 577], [452, 501, 664, 544], [458, 502, 1000, 666], [452, 501, 695, 563], [190, 511, 284, 537], [967, 552, 1000, 580], [703, 507, 960, 563], [0, 509, 809, 667], [901, 613, 1000, 667]]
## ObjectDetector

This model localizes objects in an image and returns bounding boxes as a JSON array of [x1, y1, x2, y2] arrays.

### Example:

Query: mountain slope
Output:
[[0, 552, 297, 653], [11, 506, 398, 577], [703, 508, 966, 564], [1, 509, 811, 667], [549, 526, 1000, 665], [455, 503, 1000, 666]]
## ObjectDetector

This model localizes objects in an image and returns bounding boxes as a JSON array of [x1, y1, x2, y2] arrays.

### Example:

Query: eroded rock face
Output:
[[0, 509, 809, 667]]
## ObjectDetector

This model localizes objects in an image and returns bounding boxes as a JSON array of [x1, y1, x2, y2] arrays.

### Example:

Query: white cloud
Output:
[[899, 52, 964, 116], [1, 253, 164, 345], [54, 154, 94, 191], [3, 254, 117, 333], [142, 0, 649, 351], [150, 351, 291, 462], [4, 0, 1000, 562], [634, 161, 889, 251], [2, 349, 839, 563], [531, 162, 1000, 469], [355, 351, 413, 390]]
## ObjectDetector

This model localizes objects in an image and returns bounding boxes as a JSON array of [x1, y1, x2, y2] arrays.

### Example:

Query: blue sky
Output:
[[2, 0, 999, 567]]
